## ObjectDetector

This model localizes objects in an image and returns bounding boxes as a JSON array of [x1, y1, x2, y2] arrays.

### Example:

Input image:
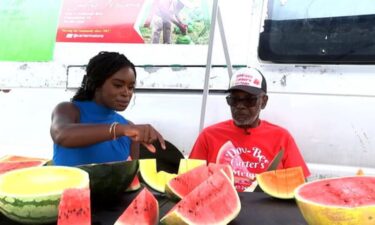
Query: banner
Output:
[[0, 0, 61, 61], [56, 0, 211, 45]]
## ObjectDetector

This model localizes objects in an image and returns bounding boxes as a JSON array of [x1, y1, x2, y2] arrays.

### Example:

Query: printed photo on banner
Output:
[[56, 0, 211, 45]]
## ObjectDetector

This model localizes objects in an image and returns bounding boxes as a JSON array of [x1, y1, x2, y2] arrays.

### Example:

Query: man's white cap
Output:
[[228, 67, 267, 95]]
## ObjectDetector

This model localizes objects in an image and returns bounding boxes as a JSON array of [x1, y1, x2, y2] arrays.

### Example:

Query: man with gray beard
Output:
[[189, 67, 310, 192]]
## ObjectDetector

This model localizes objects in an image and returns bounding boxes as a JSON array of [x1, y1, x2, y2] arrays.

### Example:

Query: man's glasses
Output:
[[226, 95, 260, 107]]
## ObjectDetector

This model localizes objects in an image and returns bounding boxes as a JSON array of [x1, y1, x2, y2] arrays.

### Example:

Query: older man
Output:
[[189, 67, 310, 192]]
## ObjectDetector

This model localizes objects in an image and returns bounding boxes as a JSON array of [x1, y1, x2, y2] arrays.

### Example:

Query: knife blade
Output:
[[252, 148, 284, 192]]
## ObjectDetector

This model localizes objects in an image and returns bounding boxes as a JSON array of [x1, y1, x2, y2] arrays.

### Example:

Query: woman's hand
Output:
[[121, 124, 166, 153]]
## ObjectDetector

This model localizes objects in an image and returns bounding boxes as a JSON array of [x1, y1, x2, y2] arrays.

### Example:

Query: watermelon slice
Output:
[[114, 188, 159, 225], [256, 167, 305, 199], [160, 170, 241, 225], [139, 159, 177, 193], [295, 176, 375, 225], [125, 175, 142, 192], [0, 160, 46, 175], [57, 188, 91, 225], [165, 163, 234, 200], [177, 158, 206, 175]]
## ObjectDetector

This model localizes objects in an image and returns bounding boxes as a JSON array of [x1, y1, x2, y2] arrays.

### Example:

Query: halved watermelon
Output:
[[57, 188, 91, 225], [0, 155, 49, 162], [0, 160, 46, 175], [115, 188, 159, 225], [0, 166, 89, 224], [160, 170, 241, 225], [165, 163, 234, 201], [256, 167, 305, 199], [77, 160, 138, 202], [139, 159, 177, 193], [295, 176, 375, 225]]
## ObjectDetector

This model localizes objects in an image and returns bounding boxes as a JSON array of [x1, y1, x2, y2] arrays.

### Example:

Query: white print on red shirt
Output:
[[216, 141, 270, 192]]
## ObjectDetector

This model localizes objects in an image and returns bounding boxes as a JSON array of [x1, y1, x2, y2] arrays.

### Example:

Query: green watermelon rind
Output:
[[0, 166, 89, 224], [0, 195, 60, 224]]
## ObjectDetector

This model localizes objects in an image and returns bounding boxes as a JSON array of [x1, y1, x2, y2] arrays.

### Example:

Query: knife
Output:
[[252, 148, 284, 192]]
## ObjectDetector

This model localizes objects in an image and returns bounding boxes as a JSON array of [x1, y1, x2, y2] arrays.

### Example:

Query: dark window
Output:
[[258, 0, 375, 64]]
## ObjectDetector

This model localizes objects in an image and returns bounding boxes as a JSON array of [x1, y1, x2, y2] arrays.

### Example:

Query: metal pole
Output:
[[217, 7, 233, 79], [198, 0, 219, 132]]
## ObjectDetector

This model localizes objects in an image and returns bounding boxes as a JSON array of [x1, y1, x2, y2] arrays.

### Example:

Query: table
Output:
[[0, 191, 307, 225]]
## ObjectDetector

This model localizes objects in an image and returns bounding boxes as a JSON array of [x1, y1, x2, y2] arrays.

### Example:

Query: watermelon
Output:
[[114, 188, 159, 225], [166, 163, 234, 201], [177, 158, 206, 175], [160, 170, 241, 225], [0, 160, 46, 175], [139, 159, 177, 193], [176, 35, 192, 44], [77, 160, 139, 202], [0, 155, 49, 162], [255, 167, 305, 199], [57, 188, 91, 225], [0, 166, 89, 224], [125, 175, 142, 192], [295, 176, 375, 225]]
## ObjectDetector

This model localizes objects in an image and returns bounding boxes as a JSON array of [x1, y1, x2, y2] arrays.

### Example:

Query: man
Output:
[[151, 0, 189, 44], [189, 67, 310, 192]]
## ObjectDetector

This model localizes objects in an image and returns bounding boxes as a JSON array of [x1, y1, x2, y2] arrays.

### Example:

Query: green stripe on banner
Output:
[[0, 0, 62, 61]]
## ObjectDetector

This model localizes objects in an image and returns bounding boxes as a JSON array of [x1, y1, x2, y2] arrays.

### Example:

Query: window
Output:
[[258, 0, 375, 64]]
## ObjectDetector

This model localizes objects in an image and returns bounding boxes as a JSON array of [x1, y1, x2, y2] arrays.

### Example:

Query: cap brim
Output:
[[228, 85, 264, 95]]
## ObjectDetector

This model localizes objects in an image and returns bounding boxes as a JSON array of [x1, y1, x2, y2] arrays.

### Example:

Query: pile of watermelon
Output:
[[116, 160, 241, 224]]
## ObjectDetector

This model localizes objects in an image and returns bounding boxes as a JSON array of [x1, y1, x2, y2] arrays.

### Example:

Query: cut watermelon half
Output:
[[115, 187, 159, 225], [165, 163, 233, 200], [256, 167, 305, 199], [295, 176, 375, 225], [0, 160, 46, 175], [160, 170, 241, 225], [57, 188, 91, 225]]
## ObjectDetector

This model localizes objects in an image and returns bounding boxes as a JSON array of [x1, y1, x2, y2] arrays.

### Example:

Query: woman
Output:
[[51, 51, 165, 166]]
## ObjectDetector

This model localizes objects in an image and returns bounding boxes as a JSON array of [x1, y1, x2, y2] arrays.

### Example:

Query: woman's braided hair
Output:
[[72, 51, 136, 101]]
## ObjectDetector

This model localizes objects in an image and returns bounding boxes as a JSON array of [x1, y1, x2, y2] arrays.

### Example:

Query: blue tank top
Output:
[[53, 101, 131, 166]]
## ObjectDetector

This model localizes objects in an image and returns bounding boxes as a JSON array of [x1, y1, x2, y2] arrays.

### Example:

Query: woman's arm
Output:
[[50, 102, 166, 151]]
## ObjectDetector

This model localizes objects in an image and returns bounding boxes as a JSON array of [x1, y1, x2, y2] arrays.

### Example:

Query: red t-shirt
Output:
[[189, 119, 310, 192]]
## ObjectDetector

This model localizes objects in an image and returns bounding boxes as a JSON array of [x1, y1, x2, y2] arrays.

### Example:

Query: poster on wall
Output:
[[0, 0, 61, 61], [56, 0, 211, 45]]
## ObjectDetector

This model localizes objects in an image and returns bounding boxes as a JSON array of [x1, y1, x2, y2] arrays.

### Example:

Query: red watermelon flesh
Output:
[[0, 161, 46, 175], [297, 176, 375, 207], [166, 163, 233, 200], [160, 170, 241, 225], [57, 188, 91, 225], [0, 155, 48, 162], [115, 187, 159, 225], [126, 175, 141, 192]]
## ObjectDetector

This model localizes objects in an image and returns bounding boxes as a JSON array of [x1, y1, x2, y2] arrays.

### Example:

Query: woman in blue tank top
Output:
[[50, 52, 165, 166]]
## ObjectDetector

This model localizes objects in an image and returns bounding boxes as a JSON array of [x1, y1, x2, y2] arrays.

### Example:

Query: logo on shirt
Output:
[[216, 141, 269, 192]]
